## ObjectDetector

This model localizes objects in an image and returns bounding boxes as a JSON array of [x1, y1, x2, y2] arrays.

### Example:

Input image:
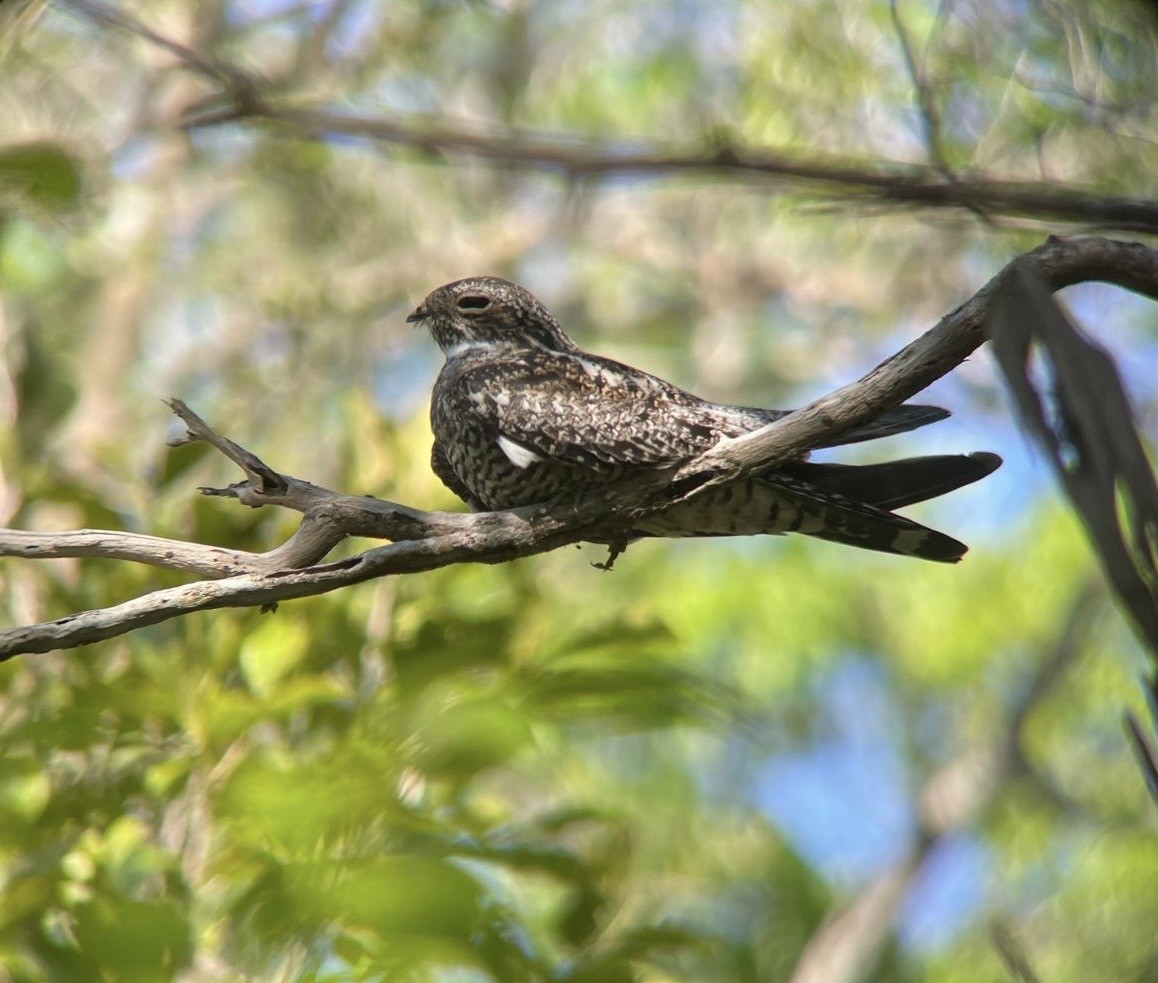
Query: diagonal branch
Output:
[[53, 0, 1158, 234], [1, 236, 1155, 658], [679, 235, 1158, 487], [55, 0, 259, 102]]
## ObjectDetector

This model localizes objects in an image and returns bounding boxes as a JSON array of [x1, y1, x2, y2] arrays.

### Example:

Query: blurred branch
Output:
[[0, 236, 1155, 659], [888, 0, 951, 177], [1125, 680, 1158, 805], [788, 850, 930, 983], [291, 0, 357, 76], [989, 266, 1158, 654], [990, 921, 1043, 983], [789, 577, 1103, 983], [188, 106, 1158, 234], [55, 0, 258, 101], [55, 0, 1158, 234]]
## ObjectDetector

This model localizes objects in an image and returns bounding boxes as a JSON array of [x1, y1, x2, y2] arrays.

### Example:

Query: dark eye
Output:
[[456, 295, 491, 312]]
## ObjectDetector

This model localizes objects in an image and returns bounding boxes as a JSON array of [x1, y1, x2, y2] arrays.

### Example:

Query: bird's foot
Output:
[[591, 548, 620, 571], [591, 534, 630, 571]]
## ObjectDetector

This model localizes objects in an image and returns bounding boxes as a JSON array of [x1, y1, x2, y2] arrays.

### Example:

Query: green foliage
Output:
[[0, 142, 81, 215]]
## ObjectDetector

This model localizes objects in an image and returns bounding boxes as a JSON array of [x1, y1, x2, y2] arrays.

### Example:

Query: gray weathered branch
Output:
[[1, 236, 1155, 658]]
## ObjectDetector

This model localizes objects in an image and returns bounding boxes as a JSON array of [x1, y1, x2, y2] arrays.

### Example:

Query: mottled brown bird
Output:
[[409, 276, 1000, 562]]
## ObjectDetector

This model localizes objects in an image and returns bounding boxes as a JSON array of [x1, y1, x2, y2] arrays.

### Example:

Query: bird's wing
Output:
[[719, 403, 952, 446], [458, 349, 727, 469], [820, 404, 950, 446]]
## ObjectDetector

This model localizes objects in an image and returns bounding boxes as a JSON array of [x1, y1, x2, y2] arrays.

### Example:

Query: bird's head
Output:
[[407, 276, 579, 358]]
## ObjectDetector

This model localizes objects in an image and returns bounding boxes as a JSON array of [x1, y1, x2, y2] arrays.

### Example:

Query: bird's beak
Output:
[[406, 304, 428, 325]]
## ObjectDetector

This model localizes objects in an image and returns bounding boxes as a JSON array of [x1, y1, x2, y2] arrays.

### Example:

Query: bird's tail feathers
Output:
[[779, 452, 1002, 509], [759, 473, 970, 562], [634, 452, 1001, 562]]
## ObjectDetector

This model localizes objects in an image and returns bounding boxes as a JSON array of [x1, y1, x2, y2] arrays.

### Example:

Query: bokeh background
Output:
[[1, 1, 1156, 980]]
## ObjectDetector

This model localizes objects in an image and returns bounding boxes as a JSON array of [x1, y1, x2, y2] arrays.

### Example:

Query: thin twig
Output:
[[889, 0, 951, 176], [887, 0, 993, 231], [991, 922, 1043, 983], [55, 0, 260, 105]]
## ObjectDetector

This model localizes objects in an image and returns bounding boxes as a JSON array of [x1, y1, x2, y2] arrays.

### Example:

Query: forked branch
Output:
[[1, 236, 1156, 658]]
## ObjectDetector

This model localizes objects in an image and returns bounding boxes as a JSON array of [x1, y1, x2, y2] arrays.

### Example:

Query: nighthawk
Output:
[[409, 276, 1001, 562]]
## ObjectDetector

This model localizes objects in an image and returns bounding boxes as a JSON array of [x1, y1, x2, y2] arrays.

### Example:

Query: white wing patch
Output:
[[497, 434, 545, 469]]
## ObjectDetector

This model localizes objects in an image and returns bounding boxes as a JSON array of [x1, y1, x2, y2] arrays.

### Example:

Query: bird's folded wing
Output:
[[459, 350, 726, 469], [818, 404, 951, 446]]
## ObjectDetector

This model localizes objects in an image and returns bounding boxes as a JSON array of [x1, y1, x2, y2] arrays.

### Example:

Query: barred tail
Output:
[[634, 452, 1001, 563]]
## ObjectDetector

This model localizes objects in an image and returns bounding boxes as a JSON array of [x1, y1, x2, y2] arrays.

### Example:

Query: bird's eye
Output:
[[456, 295, 491, 312]]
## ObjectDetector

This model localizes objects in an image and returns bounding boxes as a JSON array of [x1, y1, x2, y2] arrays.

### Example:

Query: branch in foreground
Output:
[[0, 236, 1156, 658], [989, 267, 1158, 654], [55, 0, 1158, 234]]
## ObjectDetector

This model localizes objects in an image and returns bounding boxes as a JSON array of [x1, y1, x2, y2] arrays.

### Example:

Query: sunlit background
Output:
[[0, 1, 1155, 980]]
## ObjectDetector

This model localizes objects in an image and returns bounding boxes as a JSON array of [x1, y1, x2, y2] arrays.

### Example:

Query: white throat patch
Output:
[[443, 339, 498, 359]]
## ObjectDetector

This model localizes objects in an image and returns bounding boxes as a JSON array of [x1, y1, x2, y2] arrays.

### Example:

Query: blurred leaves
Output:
[[0, 141, 82, 215]]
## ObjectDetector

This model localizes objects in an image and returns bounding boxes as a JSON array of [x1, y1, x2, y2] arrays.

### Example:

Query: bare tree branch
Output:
[[188, 106, 1158, 235], [1, 236, 1155, 659], [53, 0, 1158, 234], [680, 235, 1158, 488]]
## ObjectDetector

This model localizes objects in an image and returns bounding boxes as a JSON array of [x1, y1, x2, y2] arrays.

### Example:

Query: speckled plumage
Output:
[[409, 276, 1001, 562]]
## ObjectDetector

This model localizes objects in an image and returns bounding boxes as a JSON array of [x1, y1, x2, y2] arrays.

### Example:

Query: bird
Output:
[[408, 276, 1001, 563]]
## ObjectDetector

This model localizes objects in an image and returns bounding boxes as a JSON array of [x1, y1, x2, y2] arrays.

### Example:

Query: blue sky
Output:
[[755, 656, 991, 952]]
